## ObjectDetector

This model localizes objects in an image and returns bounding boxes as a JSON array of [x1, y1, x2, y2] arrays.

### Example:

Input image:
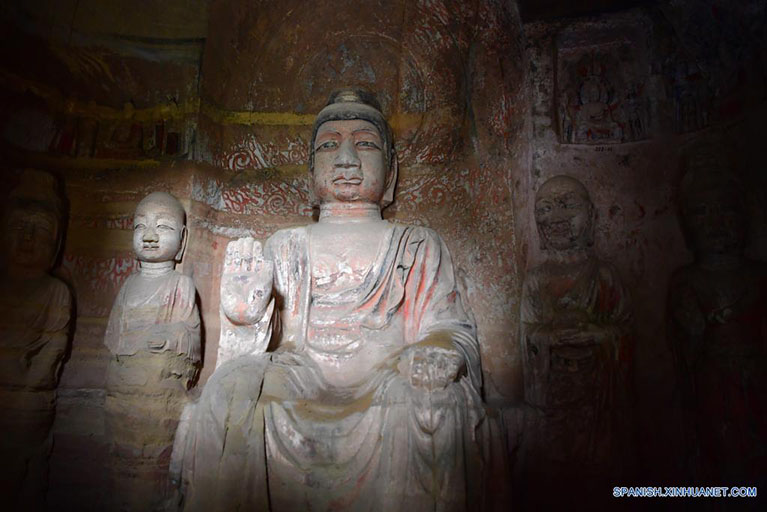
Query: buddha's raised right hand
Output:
[[220, 237, 274, 326]]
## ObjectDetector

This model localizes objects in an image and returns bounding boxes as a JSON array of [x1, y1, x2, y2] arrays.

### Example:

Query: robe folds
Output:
[[519, 256, 633, 497], [0, 276, 71, 509], [177, 223, 488, 511], [104, 270, 201, 511]]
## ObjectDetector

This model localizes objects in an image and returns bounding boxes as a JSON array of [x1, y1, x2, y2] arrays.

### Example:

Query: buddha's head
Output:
[[3, 170, 65, 278], [534, 175, 595, 252], [132, 192, 187, 264], [679, 149, 746, 257], [309, 88, 397, 208]]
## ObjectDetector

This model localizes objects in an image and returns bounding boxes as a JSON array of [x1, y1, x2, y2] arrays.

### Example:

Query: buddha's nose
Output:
[[143, 228, 159, 242], [334, 138, 361, 169]]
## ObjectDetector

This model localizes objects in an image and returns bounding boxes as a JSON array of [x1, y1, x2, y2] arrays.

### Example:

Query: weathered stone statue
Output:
[[175, 89, 486, 511], [669, 149, 767, 485], [0, 170, 72, 511], [519, 175, 632, 504], [104, 192, 201, 511]]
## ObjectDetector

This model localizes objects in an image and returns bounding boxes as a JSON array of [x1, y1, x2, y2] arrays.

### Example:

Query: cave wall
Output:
[[0, 0, 765, 507], [521, 0, 767, 479], [1, 0, 527, 508]]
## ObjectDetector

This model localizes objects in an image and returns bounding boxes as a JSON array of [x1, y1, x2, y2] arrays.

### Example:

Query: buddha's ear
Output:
[[381, 148, 398, 208], [175, 225, 188, 263]]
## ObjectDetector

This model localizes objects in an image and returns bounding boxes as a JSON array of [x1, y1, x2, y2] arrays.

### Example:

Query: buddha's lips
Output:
[[333, 176, 362, 185], [143, 245, 160, 250], [544, 221, 572, 237]]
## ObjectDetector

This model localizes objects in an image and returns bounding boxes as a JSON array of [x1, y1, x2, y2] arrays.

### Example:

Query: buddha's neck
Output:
[[318, 202, 382, 224], [139, 261, 175, 277]]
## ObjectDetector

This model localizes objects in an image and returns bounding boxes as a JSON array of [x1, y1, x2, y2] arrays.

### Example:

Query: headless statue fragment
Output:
[[104, 192, 201, 511], [174, 89, 489, 511], [0, 170, 72, 511]]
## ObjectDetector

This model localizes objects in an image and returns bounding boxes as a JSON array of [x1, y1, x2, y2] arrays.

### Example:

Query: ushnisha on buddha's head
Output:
[[309, 88, 398, 210], [534, 175, 595, 252], [3, 169, 64, 278], [132, 192, 187, 271]]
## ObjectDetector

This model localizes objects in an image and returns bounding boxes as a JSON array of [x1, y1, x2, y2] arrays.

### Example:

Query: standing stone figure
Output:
[[104, 192, 201, 511], [0, 170, 72, 511], [669, 150, 767, 485], [174, 89, 486, 511], [519, 176, 632, 504]]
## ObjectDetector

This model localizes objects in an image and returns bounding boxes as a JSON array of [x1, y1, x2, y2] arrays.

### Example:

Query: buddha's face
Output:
[[3, 205, 59, 274], [132, 199, 185, 263], [683, 186, 746, 255], [535, 178, 593, 252], [312, 119, 388, 205]]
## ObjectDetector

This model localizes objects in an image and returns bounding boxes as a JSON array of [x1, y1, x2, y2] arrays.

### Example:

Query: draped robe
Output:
[[104, 270, 201, 510], [519, 256, 633, 499], [177, 223, 486, 511], [0, 276, 71, 510]]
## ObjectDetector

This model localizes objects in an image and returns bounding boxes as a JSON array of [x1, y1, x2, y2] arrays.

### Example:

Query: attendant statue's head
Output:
[[534, 175, 595, 252], [2, 169, 65, 279], [679, 146, 746, 258], [309, 88, 397, 212], [132, 192, 187, 270]]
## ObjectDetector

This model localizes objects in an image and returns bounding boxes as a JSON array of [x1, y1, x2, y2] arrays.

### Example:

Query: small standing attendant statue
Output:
[[669, 150, 766, 486], [519, 175, 632, 504], [104, 192, 201, 511], [0, 170, 72, 511], [175, 89, 486, 511]]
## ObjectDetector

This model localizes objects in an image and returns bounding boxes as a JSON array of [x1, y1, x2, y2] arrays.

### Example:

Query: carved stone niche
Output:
[[556, 21, 650, 145]]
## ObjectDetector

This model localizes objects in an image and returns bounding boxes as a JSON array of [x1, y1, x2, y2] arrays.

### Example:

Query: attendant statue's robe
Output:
[[177, 224, 486, 511], [519, 256, 632, 496], [0, 276, 71, 510], [104, 270, 200, 511], [669, 260, 767, 484]]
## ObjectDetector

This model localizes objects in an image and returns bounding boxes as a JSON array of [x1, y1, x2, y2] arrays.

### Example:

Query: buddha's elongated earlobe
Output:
[[175, 225, 188, 263], [381, 148, 398, 208]]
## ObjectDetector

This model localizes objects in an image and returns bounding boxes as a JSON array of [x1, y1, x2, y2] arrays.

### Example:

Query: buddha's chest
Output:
[[309, 224, 388, 292]]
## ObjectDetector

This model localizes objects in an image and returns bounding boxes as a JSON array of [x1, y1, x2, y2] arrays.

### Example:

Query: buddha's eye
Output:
[[157, 224, 174, 231], [355, 140, 380, 150], [134, 223, 146, 230], [316, 140, 338, 151]]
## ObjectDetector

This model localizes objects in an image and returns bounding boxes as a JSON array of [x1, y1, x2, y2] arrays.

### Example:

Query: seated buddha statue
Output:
[[173, 89, 487, 511]]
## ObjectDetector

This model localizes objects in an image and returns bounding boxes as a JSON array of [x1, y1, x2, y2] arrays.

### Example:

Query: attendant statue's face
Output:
[[682, 185, 746, 256], [3, 205, 59, 274], [535, 176, 594, 251], [312, 119, 388, 205], [132, 193, 186, 263]]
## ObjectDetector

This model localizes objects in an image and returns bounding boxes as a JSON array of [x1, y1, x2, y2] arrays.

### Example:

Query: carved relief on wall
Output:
[[0, 170, 72, 510], [519, 175, 634, 506], [557, 31, 649, 145], [669, 144, 767, 484]]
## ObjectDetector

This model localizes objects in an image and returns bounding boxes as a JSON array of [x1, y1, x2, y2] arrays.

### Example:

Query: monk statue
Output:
[[104, 192, 201, 511], [519, 175, 633, 505], [174, 89, 486, 511], [0, 170, 72, 511], [669, 148, 767, 486]]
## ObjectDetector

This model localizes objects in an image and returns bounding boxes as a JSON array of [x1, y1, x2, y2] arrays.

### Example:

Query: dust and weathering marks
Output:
[[63, 254, 138, 292], [214, 135, 309, 171], [193, 176, 312, 217]]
